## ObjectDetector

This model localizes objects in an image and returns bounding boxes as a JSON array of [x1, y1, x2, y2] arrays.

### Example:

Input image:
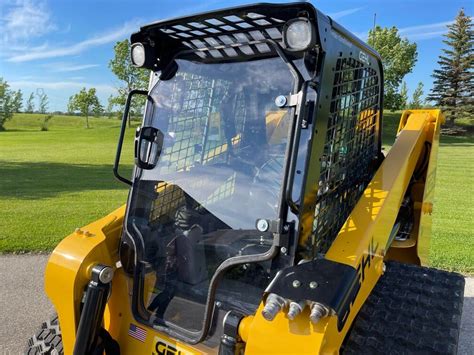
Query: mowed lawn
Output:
[[0, 112, 473, 273], [0, 114, 135, 251]]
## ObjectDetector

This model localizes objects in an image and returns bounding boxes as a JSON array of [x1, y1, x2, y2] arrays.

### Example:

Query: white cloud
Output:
[[356, 18, 472, 42], [6, 21, 140, 63], [398, 21, 453, 35], [49, 63, 100, 72], [1, 0, 56, 43], [405, 30, 449, 41], [398, 20, 455, 40], [329, 7, 365, 20], [8, 80, 117, 95]]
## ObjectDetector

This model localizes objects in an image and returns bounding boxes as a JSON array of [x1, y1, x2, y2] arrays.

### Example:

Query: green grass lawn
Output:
[[383, 111, 473, 273], [0, 113, 473, 273], [0, 114, 136, 251], [429, 134, 473, 273]]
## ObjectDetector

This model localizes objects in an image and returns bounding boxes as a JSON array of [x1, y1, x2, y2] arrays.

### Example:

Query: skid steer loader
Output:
[[27, 2, 465, 354]]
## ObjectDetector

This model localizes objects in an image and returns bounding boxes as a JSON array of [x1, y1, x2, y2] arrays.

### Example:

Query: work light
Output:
[[131, 43, 146, 67], [283, 18, 315, 51]]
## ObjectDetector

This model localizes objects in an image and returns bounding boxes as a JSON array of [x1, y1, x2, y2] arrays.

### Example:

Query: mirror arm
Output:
[[113, 89, 148, 186]]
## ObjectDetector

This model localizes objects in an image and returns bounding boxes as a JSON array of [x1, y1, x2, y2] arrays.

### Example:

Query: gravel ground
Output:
[[0, 254, 472, 354]]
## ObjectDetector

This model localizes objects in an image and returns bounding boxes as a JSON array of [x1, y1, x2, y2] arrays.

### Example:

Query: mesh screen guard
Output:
[[131, 2, 318, 67], [311, 57, 381, 255]]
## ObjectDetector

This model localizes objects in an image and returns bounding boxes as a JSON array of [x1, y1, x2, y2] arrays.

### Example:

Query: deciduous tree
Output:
[[68, 88, 103, 128], [368, 26, 418, 110], [0, 78, 14, 130], [38, 92, 49, 114], [108, 39, 149, 125], [12, 89, 23, 113], [26, 92, 35, 113]]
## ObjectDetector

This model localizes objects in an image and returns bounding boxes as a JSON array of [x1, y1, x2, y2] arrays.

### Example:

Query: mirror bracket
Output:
[[113, 89, 148, 186]]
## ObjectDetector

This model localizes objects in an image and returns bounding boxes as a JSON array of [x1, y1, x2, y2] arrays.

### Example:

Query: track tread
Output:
[[25, 315, 63, 355], [343, 261, 465, 354]]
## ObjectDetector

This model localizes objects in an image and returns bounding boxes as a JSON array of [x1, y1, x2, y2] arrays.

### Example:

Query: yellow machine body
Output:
[[45, 110, 444, 354]]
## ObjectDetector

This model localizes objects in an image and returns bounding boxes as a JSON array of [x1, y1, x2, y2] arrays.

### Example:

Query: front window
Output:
[[126, 56, 296, 333]]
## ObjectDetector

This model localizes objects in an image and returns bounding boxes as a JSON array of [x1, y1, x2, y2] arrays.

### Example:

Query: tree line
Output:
[[368, 8, 472, 124], [1, 8, 471, 131], [0, 82, 50, 130]]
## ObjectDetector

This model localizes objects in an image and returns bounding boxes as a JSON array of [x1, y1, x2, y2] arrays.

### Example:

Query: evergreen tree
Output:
[[399, 82, 409, 110], [409, 82, 424, 109], [427, 9, 473, 124]]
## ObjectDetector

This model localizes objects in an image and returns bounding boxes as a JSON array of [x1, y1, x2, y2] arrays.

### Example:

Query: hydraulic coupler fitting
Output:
[[287, 300, 307, 320], [309, 302, 330, 324], [262, 293, 287, 321]]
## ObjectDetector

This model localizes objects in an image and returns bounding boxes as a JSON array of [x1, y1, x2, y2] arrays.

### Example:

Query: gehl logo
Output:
[[338, 237, 379, 331], [154, 340, 182, 355], [359, 50, 370, 65]]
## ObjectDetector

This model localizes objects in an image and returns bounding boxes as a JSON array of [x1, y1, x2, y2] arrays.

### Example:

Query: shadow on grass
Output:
[[0, 160, 133, 199]]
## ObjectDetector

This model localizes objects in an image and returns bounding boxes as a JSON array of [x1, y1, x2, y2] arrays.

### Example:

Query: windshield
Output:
[[126, 57, 296, 333]]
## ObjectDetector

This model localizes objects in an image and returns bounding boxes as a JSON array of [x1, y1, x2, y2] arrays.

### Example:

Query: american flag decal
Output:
[[128, 323, 147, 342]]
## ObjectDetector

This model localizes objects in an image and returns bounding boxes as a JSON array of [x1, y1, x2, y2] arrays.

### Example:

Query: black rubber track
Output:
[[25, 315, 63, 355], [343, 261, 465, 354]]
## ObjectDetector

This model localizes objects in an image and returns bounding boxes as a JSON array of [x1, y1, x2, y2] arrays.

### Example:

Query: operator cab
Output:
[[116, 2, 382, 345]]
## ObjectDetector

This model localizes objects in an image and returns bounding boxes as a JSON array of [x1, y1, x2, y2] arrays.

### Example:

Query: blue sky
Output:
[[1, 0, 472, 112]]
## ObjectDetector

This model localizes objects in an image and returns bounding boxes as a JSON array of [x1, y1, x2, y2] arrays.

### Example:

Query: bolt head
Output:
[[309, 281, 318, 289], [275, 95, 287, 107], [256, 219, 269, 232], [280, 247, 287, 254], [292, 280, 301, 288], [98, 267, 114, 283]]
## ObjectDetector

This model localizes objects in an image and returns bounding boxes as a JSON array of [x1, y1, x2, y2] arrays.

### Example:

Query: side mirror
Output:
[[134, 126, 164, 170]]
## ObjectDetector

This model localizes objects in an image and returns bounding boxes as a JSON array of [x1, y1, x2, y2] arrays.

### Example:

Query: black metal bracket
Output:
[[285, 81, 310, 214], [113, 89, 148, 186], [265, 258, 357, 318]]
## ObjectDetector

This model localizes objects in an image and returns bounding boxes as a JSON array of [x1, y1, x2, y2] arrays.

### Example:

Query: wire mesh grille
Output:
[[150, 182, 186, 224], [149, 72, 246, 223], [312, 57, 380, 255], [159, 12, 285, 60], [162, 73, 216, 171]]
